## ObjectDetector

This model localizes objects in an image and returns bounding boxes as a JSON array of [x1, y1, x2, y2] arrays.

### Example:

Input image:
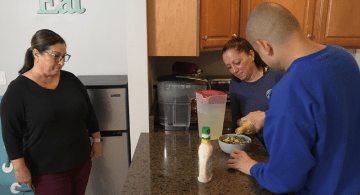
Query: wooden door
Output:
[[200, 0, 240, 51], [240, 0, 316, 41], [314, 0, 360, 48], [147, 0, 200, 56]]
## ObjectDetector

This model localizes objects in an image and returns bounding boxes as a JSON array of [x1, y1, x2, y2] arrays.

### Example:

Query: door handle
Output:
[[11, 183, 33, 194], [2, 157, 13, 173]]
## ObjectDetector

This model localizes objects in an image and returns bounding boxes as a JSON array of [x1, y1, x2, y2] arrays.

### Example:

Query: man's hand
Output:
[[239, 111, 266, 134], [228, 149, 258, 175]]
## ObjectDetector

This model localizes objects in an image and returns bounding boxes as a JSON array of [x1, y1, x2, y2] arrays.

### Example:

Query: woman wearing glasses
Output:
[[0, 29, 102, 195]]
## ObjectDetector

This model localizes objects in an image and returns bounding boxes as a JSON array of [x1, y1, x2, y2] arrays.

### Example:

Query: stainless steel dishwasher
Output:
[[77, 75, 130, 195]]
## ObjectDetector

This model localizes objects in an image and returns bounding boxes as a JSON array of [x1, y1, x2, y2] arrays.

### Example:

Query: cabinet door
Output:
[[200, 0, 240, 51], [240, 0, 316, 41], [147, 0, 200, 56], [314, 0, 360, 48]]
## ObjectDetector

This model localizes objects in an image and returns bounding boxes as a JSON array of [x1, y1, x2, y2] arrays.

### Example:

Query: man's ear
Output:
[[255, 39, 273, 56]]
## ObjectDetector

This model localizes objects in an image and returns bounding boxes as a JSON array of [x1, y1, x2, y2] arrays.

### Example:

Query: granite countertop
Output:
[[122, 128, 282, 195]]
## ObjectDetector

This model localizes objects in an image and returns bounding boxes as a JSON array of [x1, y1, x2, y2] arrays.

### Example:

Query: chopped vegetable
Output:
[[222, 136, 250, 145]]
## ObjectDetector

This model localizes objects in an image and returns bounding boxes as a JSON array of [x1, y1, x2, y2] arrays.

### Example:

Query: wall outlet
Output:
[[0, 71, 6, 85]]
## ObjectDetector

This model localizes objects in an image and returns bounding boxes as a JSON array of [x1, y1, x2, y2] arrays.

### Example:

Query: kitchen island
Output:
[[122, 129, 291, 195]]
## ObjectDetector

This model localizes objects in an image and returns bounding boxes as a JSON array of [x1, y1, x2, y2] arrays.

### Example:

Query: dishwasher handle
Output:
[[98, 130, 126, 137]]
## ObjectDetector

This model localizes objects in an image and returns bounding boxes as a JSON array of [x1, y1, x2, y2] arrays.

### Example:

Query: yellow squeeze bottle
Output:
[[235, 121, 254, 135]]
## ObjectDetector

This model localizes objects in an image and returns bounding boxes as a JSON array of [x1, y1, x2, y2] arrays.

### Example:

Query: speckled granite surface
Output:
[[122, 129, 291, 195]]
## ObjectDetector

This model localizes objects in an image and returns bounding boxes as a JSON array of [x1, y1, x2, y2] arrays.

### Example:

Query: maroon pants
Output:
[[31, 158, 92, 195]]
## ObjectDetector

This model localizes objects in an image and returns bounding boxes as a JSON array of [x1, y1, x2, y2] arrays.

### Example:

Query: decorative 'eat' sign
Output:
[[38, 0, 86, 14]]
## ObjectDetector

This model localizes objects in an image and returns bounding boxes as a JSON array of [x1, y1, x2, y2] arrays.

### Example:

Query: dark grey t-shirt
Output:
[[229, 67, 284, 125]]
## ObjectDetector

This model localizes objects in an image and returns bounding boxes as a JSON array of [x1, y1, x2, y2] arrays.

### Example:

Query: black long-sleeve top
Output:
[[0, 70, 100, 176]]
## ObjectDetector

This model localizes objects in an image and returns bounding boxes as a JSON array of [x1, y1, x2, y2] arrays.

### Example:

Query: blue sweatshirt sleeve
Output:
[[250, 80, 317, 193]]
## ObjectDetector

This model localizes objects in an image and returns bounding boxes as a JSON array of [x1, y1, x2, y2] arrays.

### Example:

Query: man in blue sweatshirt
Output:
[[227, 2, 360, 195]]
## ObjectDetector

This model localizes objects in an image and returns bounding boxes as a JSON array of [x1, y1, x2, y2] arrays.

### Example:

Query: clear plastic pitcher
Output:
[[196, 90, 227, 140]]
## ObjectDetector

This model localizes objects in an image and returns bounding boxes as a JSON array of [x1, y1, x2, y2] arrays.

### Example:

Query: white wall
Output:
[[0, 0, 127, 95], [349, 49, 360, 69], [0, 0, 149, 158], [125, 0, 149, 159], [357, 50, 360, 69]]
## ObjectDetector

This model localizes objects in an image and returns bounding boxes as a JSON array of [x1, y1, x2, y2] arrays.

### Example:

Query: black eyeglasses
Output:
[[44, 51, 71, 62]]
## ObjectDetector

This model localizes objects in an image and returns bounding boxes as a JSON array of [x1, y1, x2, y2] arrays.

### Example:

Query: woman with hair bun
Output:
[[1, 29, 102, 195]]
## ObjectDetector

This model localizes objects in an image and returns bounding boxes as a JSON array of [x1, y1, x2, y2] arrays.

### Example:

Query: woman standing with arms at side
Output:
[[0, 29, 102, 195], [222, 37, 284, 148]]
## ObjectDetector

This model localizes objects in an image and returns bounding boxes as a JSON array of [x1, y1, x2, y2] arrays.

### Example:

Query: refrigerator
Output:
[[77, 75, 131, 195]]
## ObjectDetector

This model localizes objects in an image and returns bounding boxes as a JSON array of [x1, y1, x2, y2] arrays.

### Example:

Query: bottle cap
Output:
[[202, 127, 210, 134]]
